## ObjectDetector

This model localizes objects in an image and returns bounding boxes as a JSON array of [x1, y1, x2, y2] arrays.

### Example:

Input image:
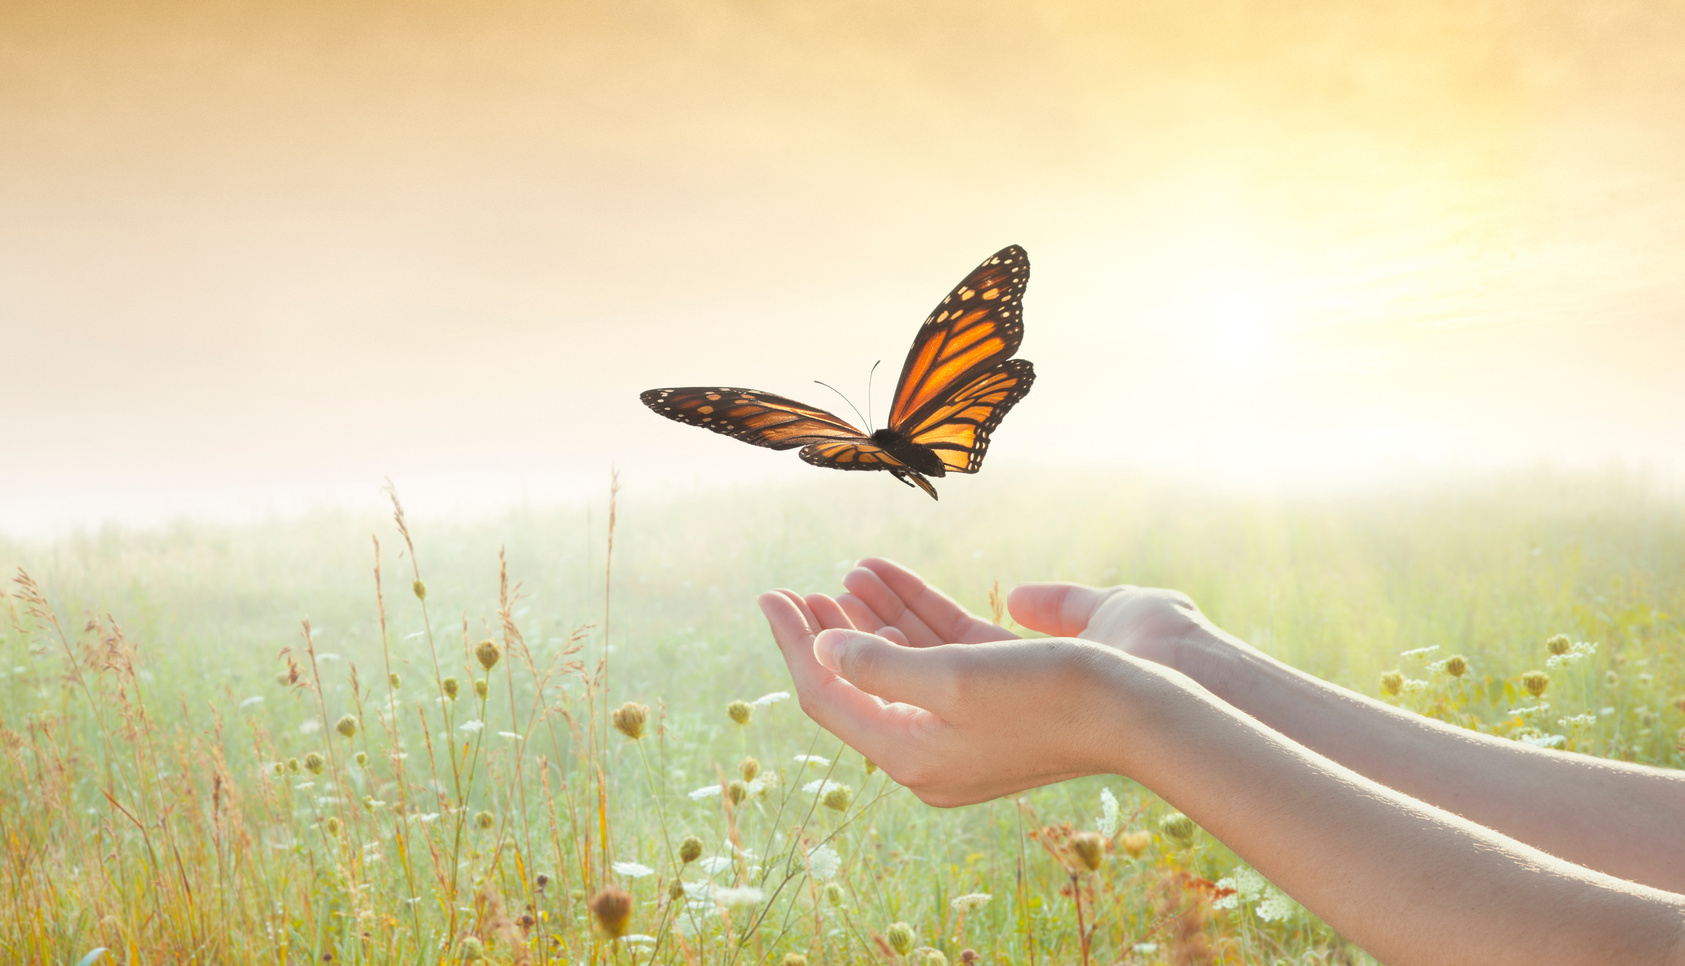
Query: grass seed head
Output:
[[679, 836, 703, 864], [335, 714, 359, 738], [727, 700, 753, 726], [886, 921, 915, 955], [611, 702, 649, 740], [738, 756, 760, 780], [588, 886, 633, 938], [1547, 633, 1572, 656], [1380, 670, 1404, 697], [1444, 655, 1468, 677], [1522, 670, 1551, 698], [474, 638, 502, 671], [304, 752, 325, 775], [822, 784, 854, 812]]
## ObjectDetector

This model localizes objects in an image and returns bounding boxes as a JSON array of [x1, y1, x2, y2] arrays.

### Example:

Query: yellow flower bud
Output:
[[303, 751, 325, 775], [1546, 634, 1571, 656], [474, 638, 502, 671], [589, 886, 633, 938], [1070, 831, 1105, 871], [822, 785, 854, 812], [1443, 655, 1468, 678], [886, 922, 915, 956], [739, 756, 760, 781], [1117, 830, 1152, 858], [412, 579, 427, 601], [727, 700, 753, 726], [1159, 812, 1196, 847], [1522, 670, 1550, 698], [1380, 671, 1404, 697], [441, 677, 459, 700], [611, 702, 649, 740], [335, 714, 359, 738], [679, 836, 703, 864]]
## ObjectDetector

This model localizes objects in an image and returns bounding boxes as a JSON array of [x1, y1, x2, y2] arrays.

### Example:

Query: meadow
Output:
[[2, 468, 1682, 966]]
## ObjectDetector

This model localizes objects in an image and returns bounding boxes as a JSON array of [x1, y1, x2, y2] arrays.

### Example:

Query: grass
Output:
[[1, 467, 1682, 965]]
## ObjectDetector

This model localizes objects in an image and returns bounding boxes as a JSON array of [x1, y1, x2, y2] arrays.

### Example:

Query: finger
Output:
[[1007, 583, 1111, 637], [859, 557, 1018, 644], [841, 566, 942, 646], [814, 628, 963, 716], [759, 592, 934, 759], [804, 593, 856, 632], [834, 593, 913, 646]]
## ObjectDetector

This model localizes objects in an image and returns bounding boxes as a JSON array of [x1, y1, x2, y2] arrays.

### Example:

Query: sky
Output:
[[3, 0, 1684, 533]]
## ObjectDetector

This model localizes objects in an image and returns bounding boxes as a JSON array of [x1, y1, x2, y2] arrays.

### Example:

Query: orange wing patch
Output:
[[903, 359, 1035, 473], [639, 387, 866, 450]]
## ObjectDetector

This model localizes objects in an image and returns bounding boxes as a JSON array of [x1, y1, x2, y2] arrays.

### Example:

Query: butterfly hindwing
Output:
[[887, 244, 1029, 432], [902, 358, 1035, 473], [800, 441, 939, 498], [639, 387, 866, 450]]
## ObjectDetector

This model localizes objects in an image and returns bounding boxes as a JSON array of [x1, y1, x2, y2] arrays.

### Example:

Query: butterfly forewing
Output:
[[903, 359, 1035, 473], [640, 387, 868, 450], [887, 245, 1029, 430]]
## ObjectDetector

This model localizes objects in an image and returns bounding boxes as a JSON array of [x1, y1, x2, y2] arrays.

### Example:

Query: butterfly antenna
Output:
[[813, 379, 871, 431], [866, 359, 882, 432]]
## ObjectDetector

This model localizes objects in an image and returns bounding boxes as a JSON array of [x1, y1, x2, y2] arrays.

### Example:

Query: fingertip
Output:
[[814, 627, 852, 671]]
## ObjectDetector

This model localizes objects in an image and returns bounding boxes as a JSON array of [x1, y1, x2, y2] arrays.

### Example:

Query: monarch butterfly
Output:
[[640, 245, 1035, 500]]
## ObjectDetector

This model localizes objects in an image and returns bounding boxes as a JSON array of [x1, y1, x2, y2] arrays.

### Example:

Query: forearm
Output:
[[1112, 661, 1685, 966], [1173, 624, 1685, 893]]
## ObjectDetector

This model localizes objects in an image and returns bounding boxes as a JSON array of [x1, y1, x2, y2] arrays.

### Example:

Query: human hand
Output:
[[837, 557, 1216, 672], [758, 589, 1151, 806]]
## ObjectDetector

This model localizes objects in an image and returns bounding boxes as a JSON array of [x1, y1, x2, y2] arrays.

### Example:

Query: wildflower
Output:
[[1443, 655, 1468, 677], [613, 861, 655, 879], [668, 878, 686, 901], [752, 691, 791, 706], [459, 720, 484, 733], [589, 886, 633, 938], [922, 950, 950, 966], [1256, 889, 1299, 922], [388, 672, 402, 689], [1132, 943, 1159, 955], [303, 752, 325, 775], [792, 754, 830, 766], [240, 695, 265, 709], [1117, 830, 1152, 858], [679, 836, 704, 864], [474, 810, 494, 830], [473, 679, 489, 700], [713, 886, 764, 911], [1402, 678, 1428, 695], [498, 731, 521, 740], [275, 672, 291, 687], [362, 795, 386, 811], [1518, 732, 1567, 748], [727, 700, 753, 726], [1380, 671, 1404, 697], [335, 714, 359, 738], [535, 872, 550, 890], [739, 756, 760, 780], [474, 638, 501, 671], [324, 816, 342, 838], [822, 784, 854, 812], [727, 780, 749, 805], [782, 955, 809, 966], [1521, 670, 1550, 699], [951, 892, 992, 913], [458, 936, 484, 960], [699, 856, 734, 875], [886, 921, 915, 956], [807, 844, 841, 880], [1400, 645, 1439, 659], [611, 702, 649, 740], [688, 784, 723, 801], [1547, 634, 1571, 656], [1097, 787, 1121, 837], [412, 579, 426, 601], [959, 951, 979, 965], [1070, 831, 1105, 871], [441, 677, 460, 700], [823, 882, 845, 905], [864, 758, 878, 775], [1159, 812, 1196, 847], [353, 751, 368, 768], [802, 779, 844, 795]]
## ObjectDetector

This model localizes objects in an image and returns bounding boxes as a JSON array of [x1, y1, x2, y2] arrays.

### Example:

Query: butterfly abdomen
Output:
[[870, 428, 945, 477]]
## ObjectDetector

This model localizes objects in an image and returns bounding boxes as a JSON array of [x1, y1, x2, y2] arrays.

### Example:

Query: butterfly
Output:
[[640, 245, 1035, 500]]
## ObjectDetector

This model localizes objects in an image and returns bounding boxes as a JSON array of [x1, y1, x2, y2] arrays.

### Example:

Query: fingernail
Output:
[[814, 629, 848, 671]]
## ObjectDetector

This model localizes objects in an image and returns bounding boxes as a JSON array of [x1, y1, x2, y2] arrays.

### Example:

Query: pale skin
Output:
[[758, 557, 1685, 966]]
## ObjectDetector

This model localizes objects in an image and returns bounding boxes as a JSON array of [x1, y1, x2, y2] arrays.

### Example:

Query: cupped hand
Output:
[[758, 589, 1143, 806], [837, 557, 1213, 671]]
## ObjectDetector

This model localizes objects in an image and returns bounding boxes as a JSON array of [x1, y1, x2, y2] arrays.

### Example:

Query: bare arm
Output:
[[836, 557, 1685, 894], [760, 590, 1685, 966]]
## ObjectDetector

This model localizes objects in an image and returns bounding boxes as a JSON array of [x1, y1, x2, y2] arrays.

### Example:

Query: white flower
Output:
[[414, 812, 440, 824], [1519, 732, 1567, 748], [752, 691, 791, 706], [459, 720, 485, 733], [498, 731, 521, 740], [1212, 876, 1240, 910], [689, 784, 724, 800], [793, 754, 831, 766], [239, 695, 265, 709], [698, 856, 734, 875], [613, 861, 655, 878], [712, 886, 764, 910], [315, 652, 342, 662], [1098, 787, 1121, 838], [807, 845, 841, 881], [1557, 713, 1597, 729], [1401, 678, 1428, 694], [299, 720, 321, 734], [950, 892, 992, 913], [621, 934, 657, 946], [1132, 943, 1159, 954], [1399, 645, 1439, 659], [802, 779, 844, 795], [1255, 889, 1299, 922]]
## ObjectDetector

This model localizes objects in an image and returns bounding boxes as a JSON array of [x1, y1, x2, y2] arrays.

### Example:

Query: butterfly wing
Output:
[[800, 441, 939, 499], [886, 244, 1029, 433], [900, 358, 1035, 474], [640, 387, 867, 449]]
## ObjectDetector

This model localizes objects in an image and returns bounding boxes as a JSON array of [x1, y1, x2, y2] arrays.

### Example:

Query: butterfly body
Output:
[[641, 245, 1035, 500]]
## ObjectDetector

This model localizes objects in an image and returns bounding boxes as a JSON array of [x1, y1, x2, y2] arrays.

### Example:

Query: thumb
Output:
[[815, 628, 957, 712], [1007, 583, 1110, 637]]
